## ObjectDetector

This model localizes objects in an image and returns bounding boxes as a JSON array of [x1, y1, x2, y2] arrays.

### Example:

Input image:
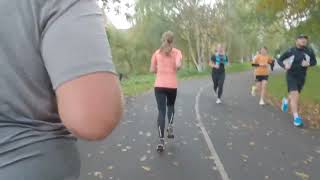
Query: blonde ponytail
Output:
[[160, 31, 174, 55]]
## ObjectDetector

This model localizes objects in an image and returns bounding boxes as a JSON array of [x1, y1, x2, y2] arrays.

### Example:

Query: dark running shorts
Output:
[[256, 75, 269, 82], [287, 74, 305, 93]]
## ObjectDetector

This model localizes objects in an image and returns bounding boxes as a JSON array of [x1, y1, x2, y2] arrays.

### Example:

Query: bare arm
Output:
[[56, 72, 123, 141], [150, 52, 157, 73]]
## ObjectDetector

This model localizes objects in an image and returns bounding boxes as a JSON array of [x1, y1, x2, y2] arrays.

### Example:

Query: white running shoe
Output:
[[216, 99, 222, 104], [259, 99, 265, 106], [156, 138, 165, 152]]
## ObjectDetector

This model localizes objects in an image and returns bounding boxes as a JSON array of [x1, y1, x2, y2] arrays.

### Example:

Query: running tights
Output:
[[212, 72, 225, 99], [154, 87, 177, 138]]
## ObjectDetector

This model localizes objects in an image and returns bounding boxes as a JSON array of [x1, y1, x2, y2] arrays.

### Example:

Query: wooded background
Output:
[[100, 0, 320, 75]]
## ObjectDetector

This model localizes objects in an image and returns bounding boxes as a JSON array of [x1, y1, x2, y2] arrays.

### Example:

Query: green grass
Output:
[[226, 63, 251, 73], [268, 66, 320, 103], [121, 74, 155, 96], [121, 63, 251, 96]]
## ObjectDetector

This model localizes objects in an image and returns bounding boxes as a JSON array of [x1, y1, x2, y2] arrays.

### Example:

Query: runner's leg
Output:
[[166, 89, 177, 139], [287, 74, 304, 126], [217, 72, 225, 99], [212, 71, 218, 94], [155, 88, 166, 138], [256, 81, 262, 97], [167, 89, 177, 125], [289, 91, 299, 117], [261, 79, 268, 102]]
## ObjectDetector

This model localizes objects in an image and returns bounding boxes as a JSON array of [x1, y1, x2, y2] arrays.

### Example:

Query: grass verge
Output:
[[267, 66, 320, 128], [121, 63, 251, 96]]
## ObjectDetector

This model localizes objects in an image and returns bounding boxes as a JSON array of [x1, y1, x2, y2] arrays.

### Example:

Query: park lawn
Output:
[[121, 63, 251, 96], [268, 66, 320, 128], [268, 66, 320, 103]]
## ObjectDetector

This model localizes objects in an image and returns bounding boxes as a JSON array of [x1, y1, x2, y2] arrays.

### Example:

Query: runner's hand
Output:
[[301, 60, 310, 67], [214, 64, 220, 69], [284, 63, 291, 70]]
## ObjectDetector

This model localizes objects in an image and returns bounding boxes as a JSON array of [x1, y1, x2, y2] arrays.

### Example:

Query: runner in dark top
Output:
[[277, 34, 317, 127], [209, 45, 229, 104]]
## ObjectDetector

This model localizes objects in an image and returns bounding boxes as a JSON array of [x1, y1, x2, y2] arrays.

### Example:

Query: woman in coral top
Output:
[[150, 31, 182, 152]]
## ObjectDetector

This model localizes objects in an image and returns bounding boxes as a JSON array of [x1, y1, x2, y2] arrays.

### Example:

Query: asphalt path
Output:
[[78, 71, 320, 180]]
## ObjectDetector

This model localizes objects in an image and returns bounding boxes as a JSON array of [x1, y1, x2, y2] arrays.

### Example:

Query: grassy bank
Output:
[[121, 63, 251, 96], [268, 67, 320, 103], [268, 66, 320, 128]]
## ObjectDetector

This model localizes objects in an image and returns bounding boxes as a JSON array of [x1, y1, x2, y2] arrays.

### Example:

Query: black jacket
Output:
[[278, 47, 317, 77]]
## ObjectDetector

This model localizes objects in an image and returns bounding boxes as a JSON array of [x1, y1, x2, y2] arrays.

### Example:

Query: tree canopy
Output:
[[101, 0, 319, 74]]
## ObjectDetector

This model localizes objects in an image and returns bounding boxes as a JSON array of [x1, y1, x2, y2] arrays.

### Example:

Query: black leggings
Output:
[[212, 72, 225, 99], [155, 87, 177, 138]]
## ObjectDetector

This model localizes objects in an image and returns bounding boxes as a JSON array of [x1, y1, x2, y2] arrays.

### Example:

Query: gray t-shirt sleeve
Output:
[[41, 0, 116, 90]]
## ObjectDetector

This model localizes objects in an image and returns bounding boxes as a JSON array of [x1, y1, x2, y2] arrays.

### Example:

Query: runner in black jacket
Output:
[[277, 34, 317, 127]]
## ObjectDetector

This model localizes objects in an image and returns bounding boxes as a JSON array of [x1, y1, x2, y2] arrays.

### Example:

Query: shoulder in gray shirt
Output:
[[0, 0, 115, 179]]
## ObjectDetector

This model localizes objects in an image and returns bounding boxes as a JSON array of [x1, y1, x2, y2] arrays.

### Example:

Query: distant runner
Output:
[[251, 47, 275, 105], [278, 34, 317, 127], [150, 31, 183, 152], [251, 51, 260, 96], [209, 45, 229, 104]]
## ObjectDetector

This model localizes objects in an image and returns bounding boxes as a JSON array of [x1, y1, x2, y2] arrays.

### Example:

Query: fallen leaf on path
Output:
[[140, 155, 147, 162], [294, 171, 310, 180], [241, 154, 249, 159], [193, 137, 199, 141], [168, 152, 173, 156], [231, 125, 239, 130], [307, 155, 314, 163], [107, 166, 113, 170], [147, 150, 151, 154], [249, 142, 255, 146], [117, 144, 122, 147], [126, 146, 132, 150], [173, 161, 179, 167], [121, 149, 127, 152], [94, 171, 103, 179], [99, 151, 104, 154], [264, 176, 270, 179], [87, 153, 92, 158], [139, 131, 144, 135], [212, 166, 218, 171], [146, 132, 152, 137], [142, 166, 151, 172]]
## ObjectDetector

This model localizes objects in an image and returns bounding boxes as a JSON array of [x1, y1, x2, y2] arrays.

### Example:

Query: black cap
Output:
[[296, 34, 309, 39]]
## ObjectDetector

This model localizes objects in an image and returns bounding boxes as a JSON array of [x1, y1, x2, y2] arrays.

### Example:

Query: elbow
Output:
[[150, 68, 156, 73], [70, 113, 122, 141], [60, 92, 123, 141]]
